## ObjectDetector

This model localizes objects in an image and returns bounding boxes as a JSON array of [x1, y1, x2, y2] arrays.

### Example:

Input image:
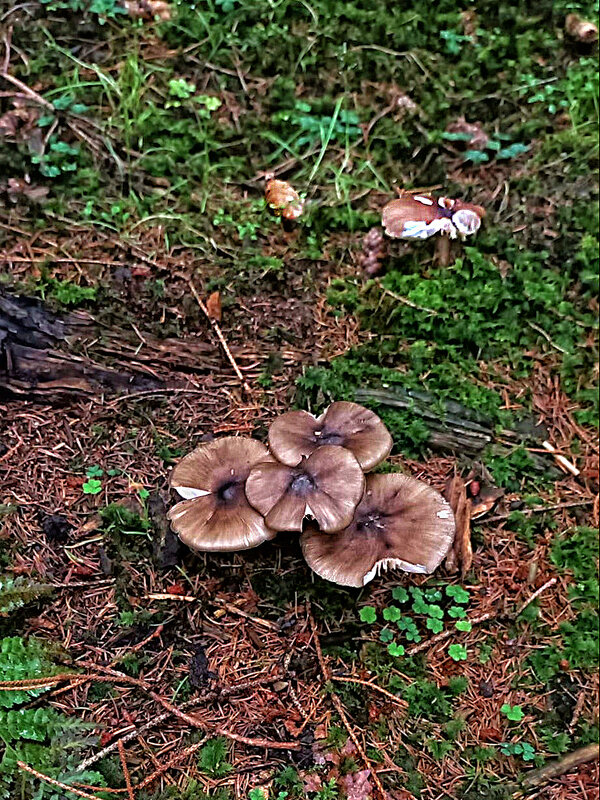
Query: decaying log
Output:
[[354, 386, 549, 458], [0, 290, 220, 401]]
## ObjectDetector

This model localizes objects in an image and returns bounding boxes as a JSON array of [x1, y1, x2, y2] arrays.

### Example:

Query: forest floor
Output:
[[0, 1, 598, 799]]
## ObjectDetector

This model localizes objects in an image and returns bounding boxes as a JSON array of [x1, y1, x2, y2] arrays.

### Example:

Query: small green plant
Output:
[[82, 478, 103, 495], [501, 704, 525, 722], [0, 637, 104, 798], [359, 606, 377, 624], [31, 139, 81, 179], [500, 741, 536, 761], [199, 737, 232, 778], [387, 642, 405, 657], [448, 644, 468, 661]]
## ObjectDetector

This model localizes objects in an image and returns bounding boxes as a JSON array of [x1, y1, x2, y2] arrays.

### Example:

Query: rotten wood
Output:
[[0, 289, 221, 400], [520, 743, 599, 787], [354, 386, 551, 458]]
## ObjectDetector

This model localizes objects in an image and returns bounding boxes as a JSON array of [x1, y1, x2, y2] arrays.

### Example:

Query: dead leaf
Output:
[[480, 727, 503, 742], [206, 290, 222, 322], [340, 770, 373, 800], [303, 773, 323, 792], [444, 475, 472, 576], [6, 178, 49, 204], [471, 486, 504, 519]]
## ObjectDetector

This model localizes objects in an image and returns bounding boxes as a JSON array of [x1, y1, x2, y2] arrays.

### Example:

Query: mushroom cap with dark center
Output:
[[268, 401, 392, 471], [300, 473, 455, 587], [245, 445, 365, 533], [167, 437, 276, 552]]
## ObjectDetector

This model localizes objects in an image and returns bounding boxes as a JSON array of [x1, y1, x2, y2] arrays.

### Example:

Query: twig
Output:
[[188, 280, 252, 393], [76, 675, 286, 771], [473, 498, 594, 525], [214, 598, 280, 631], [515, 577, 557, 616], [145, 592, 196, 602], [308, 608, 387, 800], [0, 674, 75, 690], [375, 279, 439, 316], [527, 321, 569, 354], [117, 740, 135, 800], [541, 440, 580, 477], [17, 762, 102, 800], [110, 624, 165, 666], [0, 72, 54, 109], [520, 743, 599, 788], [331, 675, 408, 708], [135, 740, 207, 791]]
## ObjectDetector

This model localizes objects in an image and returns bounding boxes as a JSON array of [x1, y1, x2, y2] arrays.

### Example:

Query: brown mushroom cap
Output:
[[300, 473, 455, 587], [167, 437, 276, 552], [268, 401, 392, 471], [245, 445, 365, 533]]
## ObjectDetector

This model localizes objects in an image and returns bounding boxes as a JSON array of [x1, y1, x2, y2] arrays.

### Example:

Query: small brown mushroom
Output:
[[300, 473, 455, 587], [167, 437, 276, 552], [245, 445, 365, 533], [268, 401, 392, 471], [565, 13, 598, 44], [265, 179, 304, 220]]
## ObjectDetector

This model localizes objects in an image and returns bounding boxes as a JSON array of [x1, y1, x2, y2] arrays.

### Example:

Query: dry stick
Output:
[[149, 689, 301, 750], [520, 743, 600, 789], [474, 499, 595, 526], [0, 72, 55, 109], [308, 611, 387, 800], [0, 674, 75, 690], [331, 675, 408, 708], [376, 279, 440, 316], [76, 675, 286, 771], [85, 663, 301, 752], [515, 577, 557, 617], [135, 740, 207, 791], [117, 740, 135, 800], [17, 762, 103, 800], [188, 280, 252, 393], [110, 624, 165, 667], [214, 598, 281, 631]]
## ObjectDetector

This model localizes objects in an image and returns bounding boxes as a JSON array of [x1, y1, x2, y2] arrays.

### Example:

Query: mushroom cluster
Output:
[[167, 401, 455, 587]]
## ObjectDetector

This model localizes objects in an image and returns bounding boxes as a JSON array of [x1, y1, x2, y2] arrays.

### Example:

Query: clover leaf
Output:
[[448, 644, 468, 661], [501, 704, 524, 722], [426, 618, 444, 634], [392, 586, 409, 603], [383, 605, 402, 622], [387, 642, 405, 657], [82, 478, 102, 495], [359, 606, 377, 624], [455, 620, 473, 632], [380, 628, 394, 643], [446, 585, 470, 604]]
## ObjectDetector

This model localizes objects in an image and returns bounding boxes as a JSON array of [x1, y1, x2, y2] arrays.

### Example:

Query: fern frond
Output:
[[0, 575, 54, 616]]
